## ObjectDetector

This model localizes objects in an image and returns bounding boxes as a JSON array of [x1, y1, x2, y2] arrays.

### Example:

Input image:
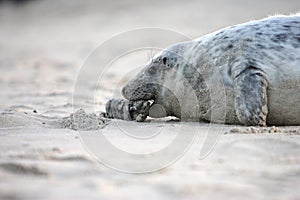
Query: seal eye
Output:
[[162, 57, 167, 65], [148, 66, 157, 75]]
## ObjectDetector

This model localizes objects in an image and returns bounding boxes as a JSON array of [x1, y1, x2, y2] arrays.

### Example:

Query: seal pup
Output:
[[121, 15, 300, 126]]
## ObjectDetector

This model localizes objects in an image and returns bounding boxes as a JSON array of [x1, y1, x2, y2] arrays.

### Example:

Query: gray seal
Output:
[[122, 15, 300, 126]]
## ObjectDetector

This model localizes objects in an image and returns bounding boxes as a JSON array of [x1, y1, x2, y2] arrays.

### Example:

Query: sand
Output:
[[1, 0, 300, 199]]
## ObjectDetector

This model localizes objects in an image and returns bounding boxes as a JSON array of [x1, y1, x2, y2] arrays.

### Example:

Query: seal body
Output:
[[122, 15, 300, 125]]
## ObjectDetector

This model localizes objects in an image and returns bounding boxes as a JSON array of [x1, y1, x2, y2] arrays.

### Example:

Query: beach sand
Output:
[[1, 0, 300, 199]]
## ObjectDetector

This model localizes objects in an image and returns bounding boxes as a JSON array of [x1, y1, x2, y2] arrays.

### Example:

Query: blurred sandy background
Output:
[[1, 0, 300, 114], [0, 0, 300, 200]]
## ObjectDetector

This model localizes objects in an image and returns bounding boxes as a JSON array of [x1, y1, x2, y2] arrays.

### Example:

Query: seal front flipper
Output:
[[105, 98, 151, 122], [233, 66, 269, 126]]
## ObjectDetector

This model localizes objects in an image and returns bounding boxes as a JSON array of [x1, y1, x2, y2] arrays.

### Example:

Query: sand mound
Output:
[[58, 109, 108, 131]]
